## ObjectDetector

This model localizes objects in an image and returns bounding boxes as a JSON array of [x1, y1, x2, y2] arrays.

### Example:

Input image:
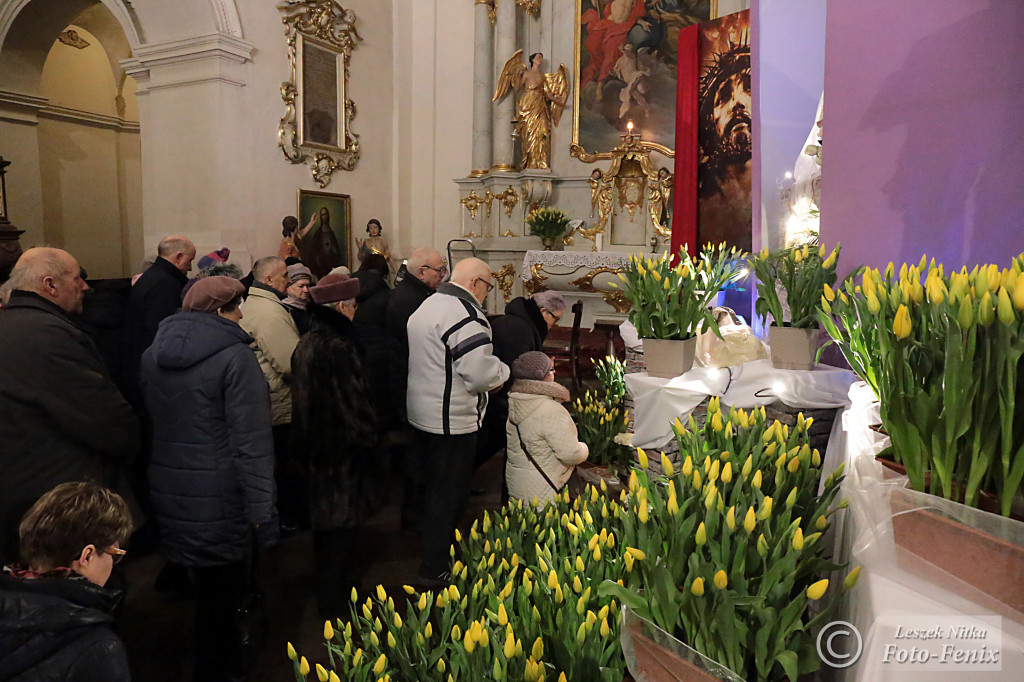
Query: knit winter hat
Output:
[[196, 247, 230, 271], [182, 275, 244, 313], [287, 263, 313, 285], [309, 272, 360, 304], [512, 351, 553, 381]]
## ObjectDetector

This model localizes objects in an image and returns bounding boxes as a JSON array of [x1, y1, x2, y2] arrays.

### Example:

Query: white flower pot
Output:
[[642, 337, 696, 379], [769, 326, 818, 370]]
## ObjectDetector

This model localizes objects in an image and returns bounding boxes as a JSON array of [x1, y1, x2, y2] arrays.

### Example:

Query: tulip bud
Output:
[[682, 455, 693, 476], [714, 570, 728, 590], [844, 566, 862, 589], [757, 496, 773, 520], [693, 470, 702, 491], [299, 657, 310, 677], [689, 577, 705, 596], [752, 469, 762, 489], [998, 286, 1015, 325], [893, 304, 912, 339], [978, 291, 995, 326], [637, 448, 649, 469], [287, 642, 298, 661], [661, 453, 675, 476], [329, 672, 340, 682], [696, 522, 707, 546], [1014, 273, 1024, 310], [807, 579, 829, 600], [792, 527, 804, 551]]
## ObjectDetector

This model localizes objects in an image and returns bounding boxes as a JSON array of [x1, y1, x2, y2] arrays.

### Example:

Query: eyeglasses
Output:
[[422, 264, 447, 275], [542, 308, 563, 323], [103, 546, 127, 565], [474, 277, 495, 293]]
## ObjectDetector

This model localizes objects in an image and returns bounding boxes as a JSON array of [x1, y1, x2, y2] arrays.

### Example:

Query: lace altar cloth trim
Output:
[[520, 250, 632, 281]]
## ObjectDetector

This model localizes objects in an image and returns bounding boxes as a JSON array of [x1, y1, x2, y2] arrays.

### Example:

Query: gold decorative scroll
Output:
[[516, 0, 541, 16], [602, 290, 632, 314], [523, 262, 548, 296], [278, 0, 361, 187], [494, 185, 519, 218], [569, 266, 623, 293], [460, 190, 486, 220], [491, 263, 517, 303], [475, 0, 496, 24]]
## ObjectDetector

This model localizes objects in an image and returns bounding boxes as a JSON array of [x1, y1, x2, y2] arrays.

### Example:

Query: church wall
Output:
[[822, 0, 1024, 274]]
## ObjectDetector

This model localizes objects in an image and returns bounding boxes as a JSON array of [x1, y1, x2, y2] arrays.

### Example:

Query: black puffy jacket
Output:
[[0, 572, 129, 682], [384, 274, 434, 420], [140, 312, 277, 567], [353, 269, 391, 419]]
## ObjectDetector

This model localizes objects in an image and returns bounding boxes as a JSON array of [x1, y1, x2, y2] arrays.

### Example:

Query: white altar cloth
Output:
[[624, 359, 856, 450]]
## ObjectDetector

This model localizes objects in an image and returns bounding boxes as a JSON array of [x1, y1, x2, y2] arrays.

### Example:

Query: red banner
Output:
[[672, 24, 700, 260]]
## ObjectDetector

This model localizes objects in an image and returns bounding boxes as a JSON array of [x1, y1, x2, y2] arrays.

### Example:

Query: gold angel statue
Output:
[[493, 51, 570, 170]]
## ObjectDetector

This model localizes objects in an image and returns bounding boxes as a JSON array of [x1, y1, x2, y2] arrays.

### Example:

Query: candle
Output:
[[626, 120, 634, 133]]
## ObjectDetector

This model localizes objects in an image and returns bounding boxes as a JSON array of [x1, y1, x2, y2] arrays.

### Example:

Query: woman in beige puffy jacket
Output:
[[505, 351, 588, 505]]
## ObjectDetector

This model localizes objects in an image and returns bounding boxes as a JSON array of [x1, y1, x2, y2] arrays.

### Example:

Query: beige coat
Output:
[[505, 380, 588, 506], [240, 286, 299, 425]]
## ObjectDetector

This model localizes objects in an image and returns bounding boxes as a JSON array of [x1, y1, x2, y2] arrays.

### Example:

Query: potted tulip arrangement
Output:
[[601, 399, 858, 682], [288, 405, 854, 682], [614, 244, 746, 378], [575, 356, 631, 469], [751, 242, 841, 370], [819, 253, 1024, 611], [527, 208, 572, 250]]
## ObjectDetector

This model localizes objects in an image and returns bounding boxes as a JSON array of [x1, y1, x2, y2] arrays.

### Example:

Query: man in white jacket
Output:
[[407, 258, 509, 584]]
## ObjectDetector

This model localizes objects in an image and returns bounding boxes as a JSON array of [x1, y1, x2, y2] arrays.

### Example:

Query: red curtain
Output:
[[672, 24, 700, 260]]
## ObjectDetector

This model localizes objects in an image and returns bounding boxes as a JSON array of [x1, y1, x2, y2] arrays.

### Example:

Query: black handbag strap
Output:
[[515, 422, 560, 492]]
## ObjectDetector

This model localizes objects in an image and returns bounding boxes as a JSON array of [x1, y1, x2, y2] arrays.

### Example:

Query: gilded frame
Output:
[[296, 188, 352, 276], [571, 0, 718, 159], [278, 0, 361, 187]]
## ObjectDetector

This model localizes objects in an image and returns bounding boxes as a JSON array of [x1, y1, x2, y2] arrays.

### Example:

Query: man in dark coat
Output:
[[481, 291, 567, 465], [353, 254, 391, 419], [140, 276, 277, 682], [0, 482, 134, 682], [384, 247, 445, 531], [122, 234, 196, 402], [0, 248, 139, 566]]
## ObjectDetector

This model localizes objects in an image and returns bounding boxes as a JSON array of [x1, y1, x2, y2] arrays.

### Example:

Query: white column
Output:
[[470, 0, 494, 176], [491, 0, 516, 171]]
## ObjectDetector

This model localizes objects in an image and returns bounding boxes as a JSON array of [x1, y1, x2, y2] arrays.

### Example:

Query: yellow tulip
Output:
[[323, 620, 334, 641], [691, 577, 705, 596], [299, 657, 310, 677], [714, 570, 728, 590], [721, 461, 733, 483], [666, 491, 679, 516], [823, 282, 835, 301], [822, 247, 838, 269], [376, 585, 387, 601], [844, 566, 862, 589], [329, 672, 340, 682], [692, 470, 702, 491], [711, 412, 723, 432], [998, 286, 1015, 325], [866, 290, 881, 314], [498, 603, 508, 626], [695, 522, 707, 546], [752, 469, 762, 489], [792, 527, 804, 551], [757, 533, 769, 557], [742, 506, 757, 533], [682, 455, 693, 476], [724, 506, 736, 531], [661, 453, 674, 476], [628, 470, 638, 493], [1015, 273, 1024, 310], [892, 304, 912, 339], [637, 448, 649, 469], [794, 248, 803, 264], [807, 579, 829, 600], [757, 496, 773, 520], [978, 291, 995, 326], [287, 642, 298, 661]]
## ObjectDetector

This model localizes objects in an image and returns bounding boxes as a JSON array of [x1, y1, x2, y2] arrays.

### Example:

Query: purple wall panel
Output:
[[822, 0, 1024, 275]]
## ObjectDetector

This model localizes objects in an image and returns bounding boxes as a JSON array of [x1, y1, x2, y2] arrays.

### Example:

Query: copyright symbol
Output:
[[817, 621, 863, 669]]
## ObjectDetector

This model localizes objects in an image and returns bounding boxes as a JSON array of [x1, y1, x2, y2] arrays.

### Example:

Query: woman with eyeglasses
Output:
[[0, 481, 133, 681]]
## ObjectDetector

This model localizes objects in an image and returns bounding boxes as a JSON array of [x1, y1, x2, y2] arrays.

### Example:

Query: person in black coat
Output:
[[353, 254, 391, 419], [292, 273, 384, 619], [122, 235, 196, 403], [481, 291, 567, 466], [140, 276, 277, 682], [384, 247, 445, 531], [0, 481, 134, 682], [0, 248, 139, 567]]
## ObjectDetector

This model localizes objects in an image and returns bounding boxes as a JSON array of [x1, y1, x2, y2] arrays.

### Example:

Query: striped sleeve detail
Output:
[[450, 332, 491, 361]]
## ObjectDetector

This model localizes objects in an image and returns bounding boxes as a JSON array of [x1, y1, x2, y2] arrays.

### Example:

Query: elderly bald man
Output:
[[406, 257, 509, 585], [0, 248, 139, 565]]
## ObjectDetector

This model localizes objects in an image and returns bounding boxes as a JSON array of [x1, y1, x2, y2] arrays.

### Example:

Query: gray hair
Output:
[[197, 263, 244, 279], [532, 290, 566, 313], [0, 278, 14, 308], [7, 248, 71, 292], [252, 256, 285, 280]]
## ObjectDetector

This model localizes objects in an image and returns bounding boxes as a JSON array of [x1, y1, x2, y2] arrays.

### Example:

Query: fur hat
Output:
[[287, 263, 313, 285], [182, 275, 244, 313], [511, 351, 553, 381], [309, 272, 360, 305]]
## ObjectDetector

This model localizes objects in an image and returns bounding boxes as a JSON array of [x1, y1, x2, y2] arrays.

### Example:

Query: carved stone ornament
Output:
[[58, 29, 90, 49], [516, 0, 541, 17], [278, 0, 361, 187]]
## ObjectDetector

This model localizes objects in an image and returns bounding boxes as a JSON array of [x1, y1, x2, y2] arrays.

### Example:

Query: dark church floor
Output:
[[118, 455, 506, 682]]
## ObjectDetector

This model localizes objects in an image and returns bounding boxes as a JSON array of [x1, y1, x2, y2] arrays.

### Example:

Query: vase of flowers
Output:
[[527, 207, 571, 250], [614, 244, 746, 378], [752, 242, 841, 370]]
